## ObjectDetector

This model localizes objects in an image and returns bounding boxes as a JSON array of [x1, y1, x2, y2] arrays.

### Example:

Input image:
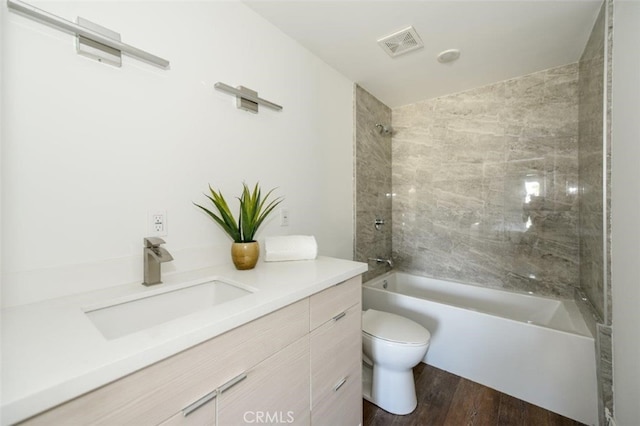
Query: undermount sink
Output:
[[84, 279, 254, 340]]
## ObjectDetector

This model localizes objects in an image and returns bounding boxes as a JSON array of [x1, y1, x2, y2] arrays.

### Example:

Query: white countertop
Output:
[[1, 256, 367, 425]]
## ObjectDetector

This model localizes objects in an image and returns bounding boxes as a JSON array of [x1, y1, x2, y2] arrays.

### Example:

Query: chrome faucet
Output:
[[368, 257, 394, 268], [143, 237, 174, 286]]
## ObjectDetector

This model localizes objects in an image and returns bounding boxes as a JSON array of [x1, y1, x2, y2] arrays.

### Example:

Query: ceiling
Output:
[[245, 0, 603, 108]]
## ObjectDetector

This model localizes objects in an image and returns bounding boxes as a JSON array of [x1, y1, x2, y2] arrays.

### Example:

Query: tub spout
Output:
[[368, 257, 393, 268]]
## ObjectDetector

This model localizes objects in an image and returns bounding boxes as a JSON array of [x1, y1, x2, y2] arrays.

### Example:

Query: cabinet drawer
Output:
[[310, 275, 361, 330], [310, 303, 361, 406], [218, 336, 310, 426], [311, 364, 361, 426], [21, 299, 309, 426]]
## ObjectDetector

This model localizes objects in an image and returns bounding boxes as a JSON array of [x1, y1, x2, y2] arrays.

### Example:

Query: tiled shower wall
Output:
[[579, 1, 609, 323], [578, 0, 613, 422], [354, 85, 392, 282], [391, 64, 580, 298]]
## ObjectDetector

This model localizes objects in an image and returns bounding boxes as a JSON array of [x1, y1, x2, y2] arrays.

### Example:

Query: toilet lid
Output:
[[362, 309, 430, 345]]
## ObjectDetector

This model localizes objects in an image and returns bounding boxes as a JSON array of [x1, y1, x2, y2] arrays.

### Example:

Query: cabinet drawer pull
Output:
[[219, 372, 248, 393], [332, 311, 346, 322], [182, 390, 217, 417], [334, 377, 347, 392]]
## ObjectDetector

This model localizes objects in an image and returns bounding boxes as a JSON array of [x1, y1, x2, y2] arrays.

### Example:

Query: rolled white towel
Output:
[[264, 235, 318, 262]]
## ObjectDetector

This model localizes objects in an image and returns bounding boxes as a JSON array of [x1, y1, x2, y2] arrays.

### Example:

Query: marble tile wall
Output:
[[578, 1, 613, 423], [578, 1, 608, 322], [597, 323, 613, 425], [391, 64, 580, 298], [354, 85, 393, 282]]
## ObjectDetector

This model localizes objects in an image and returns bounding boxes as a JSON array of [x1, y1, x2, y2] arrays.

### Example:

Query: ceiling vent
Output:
[[377, 26, 424, 58]]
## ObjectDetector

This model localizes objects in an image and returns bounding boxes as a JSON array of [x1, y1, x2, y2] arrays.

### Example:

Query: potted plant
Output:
[[195, 182, 283, 270]]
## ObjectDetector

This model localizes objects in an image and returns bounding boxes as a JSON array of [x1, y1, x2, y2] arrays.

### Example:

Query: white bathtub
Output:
[[363, 271, 598, 426]]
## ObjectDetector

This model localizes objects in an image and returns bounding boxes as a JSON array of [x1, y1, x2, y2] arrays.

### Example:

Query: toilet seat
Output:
[[362, 309, 430, 346]]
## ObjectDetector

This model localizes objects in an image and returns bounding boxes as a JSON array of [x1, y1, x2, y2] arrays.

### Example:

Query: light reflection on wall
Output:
[[524, 179, 541, 229]]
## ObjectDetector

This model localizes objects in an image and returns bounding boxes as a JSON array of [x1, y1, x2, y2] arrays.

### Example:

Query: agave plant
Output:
[[195, 182, 283, 243]]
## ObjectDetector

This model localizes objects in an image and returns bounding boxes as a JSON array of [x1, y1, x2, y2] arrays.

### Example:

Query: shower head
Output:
[[375, 123, 394, 135]]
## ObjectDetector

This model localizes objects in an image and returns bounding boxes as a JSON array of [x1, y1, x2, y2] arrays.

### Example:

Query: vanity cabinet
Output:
[[21, 300, 309, 426], [19, 275, 362, 426], [309, 276, 362, 426]]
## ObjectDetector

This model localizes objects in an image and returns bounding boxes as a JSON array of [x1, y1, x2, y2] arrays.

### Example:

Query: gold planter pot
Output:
[[231, 241, 260, 270]]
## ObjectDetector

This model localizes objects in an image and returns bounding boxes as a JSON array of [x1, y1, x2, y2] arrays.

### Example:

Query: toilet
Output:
[[362, 309, 431, 415]]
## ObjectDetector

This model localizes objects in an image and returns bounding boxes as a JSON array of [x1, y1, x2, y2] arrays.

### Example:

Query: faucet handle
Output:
[[144, 237, 166, 248]]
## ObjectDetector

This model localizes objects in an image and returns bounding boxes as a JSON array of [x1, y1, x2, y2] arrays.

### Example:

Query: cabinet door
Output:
[[311, 370, 361, 426], [310, 303, 361, 416], [310, 275, 361, 331], [218, 337, 310, 426], [310, 303, 361, 403]]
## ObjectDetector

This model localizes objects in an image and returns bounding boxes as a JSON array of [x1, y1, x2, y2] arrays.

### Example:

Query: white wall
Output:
[[0, 0, 5, 407], [611, 0, 640, 424], [1, 1, 355, 307]]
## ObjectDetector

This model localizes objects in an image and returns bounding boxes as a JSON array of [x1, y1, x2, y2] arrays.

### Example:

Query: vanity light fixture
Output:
[[214, 82, 283, 113], [7, 0, 170, 69]]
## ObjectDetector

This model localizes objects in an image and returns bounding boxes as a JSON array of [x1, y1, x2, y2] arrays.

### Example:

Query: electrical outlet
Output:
[[280, 208, 289, 226], [153, 215, 163, 232], [149, 210, 167, 236]]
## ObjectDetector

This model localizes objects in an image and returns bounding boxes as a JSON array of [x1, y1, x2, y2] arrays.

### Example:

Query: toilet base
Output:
[[362, 361, 418, 415]]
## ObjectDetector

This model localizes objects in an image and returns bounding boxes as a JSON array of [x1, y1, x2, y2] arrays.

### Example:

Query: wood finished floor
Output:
[[362, 363, 585, 426]]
